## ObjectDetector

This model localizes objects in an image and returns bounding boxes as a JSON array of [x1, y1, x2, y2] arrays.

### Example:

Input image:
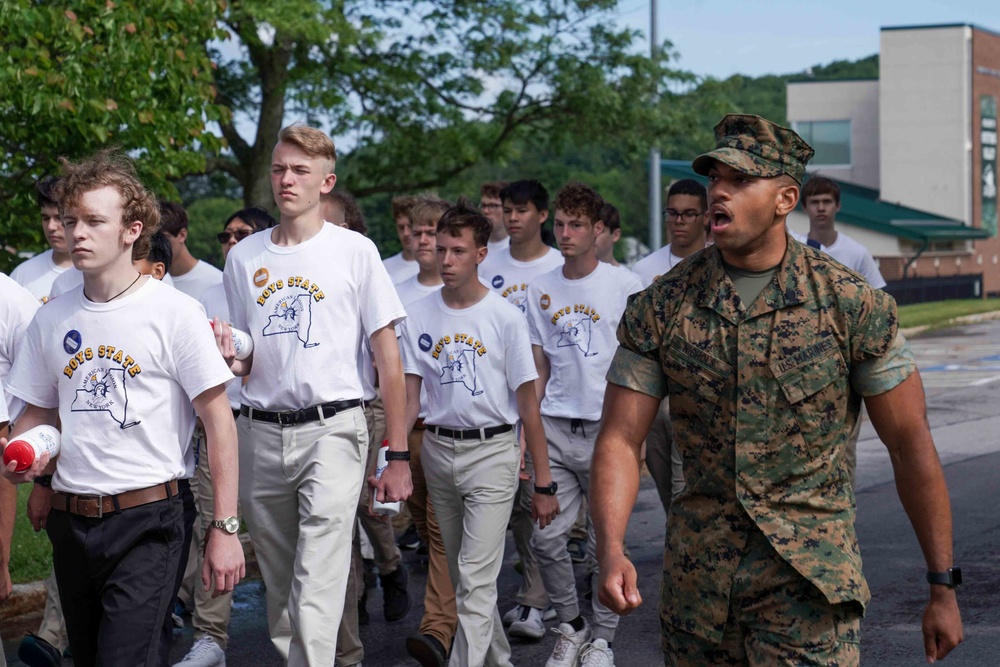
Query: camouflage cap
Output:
[[692, 114, 815, 184]]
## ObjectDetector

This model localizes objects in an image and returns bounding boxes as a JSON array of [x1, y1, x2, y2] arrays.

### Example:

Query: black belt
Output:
[[427, 424, 513, 440], [240, 399, 362, 426]]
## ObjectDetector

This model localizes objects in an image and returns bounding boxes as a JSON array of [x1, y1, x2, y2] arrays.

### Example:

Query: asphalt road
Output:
[[5, 319, 1000, 665]]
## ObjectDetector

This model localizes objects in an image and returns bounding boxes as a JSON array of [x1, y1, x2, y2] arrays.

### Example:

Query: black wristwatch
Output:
[[385, 450, 411, 462], [927, 567, 962, 588], [534, 481, 558, 495]]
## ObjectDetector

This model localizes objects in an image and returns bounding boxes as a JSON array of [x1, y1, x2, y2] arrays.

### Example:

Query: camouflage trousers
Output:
[[662, 528, 861, 666]]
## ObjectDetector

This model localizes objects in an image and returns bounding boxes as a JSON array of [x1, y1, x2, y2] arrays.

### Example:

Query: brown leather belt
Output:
[[51, 479, 179, 519]]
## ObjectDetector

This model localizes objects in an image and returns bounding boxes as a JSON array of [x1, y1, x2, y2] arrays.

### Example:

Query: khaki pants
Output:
[[409, 424, 458, 649], [510, 473, 548, 609], [532, 416, 619, 642], [238, 408, 368, 666], [423, 428, 518, 667], [35, 569, 69, 651], [645, 399, 686, 513]]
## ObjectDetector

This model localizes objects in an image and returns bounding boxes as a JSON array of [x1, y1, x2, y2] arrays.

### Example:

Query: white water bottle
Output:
[[3, 425, 61, 473], [370, 442, 402, 517], [209, 320, 254, 361]]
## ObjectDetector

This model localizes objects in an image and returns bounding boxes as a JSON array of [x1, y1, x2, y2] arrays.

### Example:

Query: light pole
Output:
[[648, 0, 662, 251]]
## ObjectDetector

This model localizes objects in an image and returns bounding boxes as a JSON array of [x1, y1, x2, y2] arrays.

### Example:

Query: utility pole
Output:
[[648, 0, 662, 251]]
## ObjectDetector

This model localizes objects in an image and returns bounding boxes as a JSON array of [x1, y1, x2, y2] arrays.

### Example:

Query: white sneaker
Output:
[[502, 604, 524, 626], [579, 638, 615, 667], [509, 606, 546, 639], [543, 606, 557, 621], [173, 636, 226, 667], [544, 621, 590, 667]]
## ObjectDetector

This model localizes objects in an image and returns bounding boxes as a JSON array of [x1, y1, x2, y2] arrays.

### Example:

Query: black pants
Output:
[[47, 482, 193, 667]]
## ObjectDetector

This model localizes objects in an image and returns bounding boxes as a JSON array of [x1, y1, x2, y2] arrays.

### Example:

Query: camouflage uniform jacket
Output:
[[607, 236, 910, 643]]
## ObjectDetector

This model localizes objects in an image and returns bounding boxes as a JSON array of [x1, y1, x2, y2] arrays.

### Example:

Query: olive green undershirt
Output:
[[724, 261, 780, 309]]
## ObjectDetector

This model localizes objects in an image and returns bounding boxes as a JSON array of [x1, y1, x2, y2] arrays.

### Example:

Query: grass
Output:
[[897, 298, 1000, 330], [8, 483, 53, 583]]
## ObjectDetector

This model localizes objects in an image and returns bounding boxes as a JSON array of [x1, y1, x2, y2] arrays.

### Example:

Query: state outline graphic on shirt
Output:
[[553, 316, 597, 357], [262, 293, 319, 348], [439, 345, 483, 396], [71, 367, 139, 429]]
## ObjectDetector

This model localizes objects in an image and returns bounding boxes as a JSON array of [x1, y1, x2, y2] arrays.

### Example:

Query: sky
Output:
[[618, 0, 1000, 79]]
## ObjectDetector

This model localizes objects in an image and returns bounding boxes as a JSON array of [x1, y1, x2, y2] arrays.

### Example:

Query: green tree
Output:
[[0, 0, 228, 268], [186, 197, 243, 268], [206, 0, 693, 207]]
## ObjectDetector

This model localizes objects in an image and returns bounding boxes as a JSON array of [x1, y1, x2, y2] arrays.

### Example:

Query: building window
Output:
[[793, 120, 851, 167]]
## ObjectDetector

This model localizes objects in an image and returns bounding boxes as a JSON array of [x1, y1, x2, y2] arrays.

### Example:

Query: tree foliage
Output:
[[0, 0, 228, 267], [208, 0, 694, 206]]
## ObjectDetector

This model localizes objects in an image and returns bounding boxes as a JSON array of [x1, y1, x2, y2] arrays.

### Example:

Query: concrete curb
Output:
[[901, 309, 1000, 338], [1, 534, 258, 638]]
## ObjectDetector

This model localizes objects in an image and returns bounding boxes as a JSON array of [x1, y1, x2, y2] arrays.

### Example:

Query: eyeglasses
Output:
[[664, 209, 704, 224], [217, 229, 253, 243]]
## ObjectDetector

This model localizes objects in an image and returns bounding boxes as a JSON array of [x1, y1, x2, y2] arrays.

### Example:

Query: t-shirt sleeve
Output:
[[525, 285, 544, 347], [223, 254, 249, 335], [399, 319, 420, 377], [170, 299, 235, 402], [851, 331, 916, 396], [6, 315, 59, 409], [606, 288, 668, 398], [858, 252, 887, 290], [505, 314, 539, 391], [0, 386, 9, 424], [360, 242, 406, 335]]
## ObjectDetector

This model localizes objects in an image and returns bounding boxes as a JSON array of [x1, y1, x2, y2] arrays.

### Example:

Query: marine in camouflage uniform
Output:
[[588, 115, 964, 666]]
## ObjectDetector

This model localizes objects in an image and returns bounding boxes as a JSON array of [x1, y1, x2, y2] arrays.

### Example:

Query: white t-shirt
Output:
[[487, 236, 510, 254], [479, 246, 564, 314], [50, 267, 174, 300], [6, 278, 234, 495], [394, 276, 443, 418], [199, 283, 242, 410], [224, 223, 405, 411], [526, 262, 642, 421], [171, 259, 223, 300], [0, 273, 40, 422], [383, 252, 419, 284], [401, 291, 536, 429], [631, 244, 690, 289], [817, 232, 887, 289], [0, 386, 9, 424], [10, 250, 71, 303]]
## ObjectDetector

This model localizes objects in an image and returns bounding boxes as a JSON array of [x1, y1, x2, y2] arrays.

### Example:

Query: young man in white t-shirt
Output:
[[393, 196, 458, 667], [401, 202, 559, 667], [480, 180, 564, 313], [173, 206, 275, 667], [11, 177, 73, 302], [525, 182, 642, 667], [479, 181, 510, 253], [161, 202, 224, 300], [631, 179, 709, 289], [594, 202, 623, 267], [2, 150, 244, 667], [220, 125, 411, 666], [802, 176, 887, 289], [383, 195, 420, 283]]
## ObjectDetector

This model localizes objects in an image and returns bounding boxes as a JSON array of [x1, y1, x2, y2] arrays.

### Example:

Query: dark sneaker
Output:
[[18, 634, 62, 667], [380, 565, 411, 622], [405, 634, 448, 667], [396, 525, 421, 550], [359, 587, 370, 626]]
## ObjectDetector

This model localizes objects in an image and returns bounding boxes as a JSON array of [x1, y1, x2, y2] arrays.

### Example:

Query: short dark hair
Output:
[[554, 181, 604, 225], [601, 203, 621, 232], [666, 179, 707, 211], [437, 197, 492, 248], [225, 206, 276, 233], [479, 181, 508, 200], [500, 180, 549, 213], [322, 190, 367, 235], [142, 231, 173, 272], [159, 201, 189, 236], [35, 176, 59, 209], [801, 176, 841, 205], [391, 194, 418, 220]]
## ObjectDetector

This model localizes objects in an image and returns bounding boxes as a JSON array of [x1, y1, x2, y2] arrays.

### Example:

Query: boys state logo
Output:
[[491, 275, 504, 289], [71, 367, 138, 429], [439, 345, 482, 396], [554, 317, 597, 357], [263, 293, 318, 348]]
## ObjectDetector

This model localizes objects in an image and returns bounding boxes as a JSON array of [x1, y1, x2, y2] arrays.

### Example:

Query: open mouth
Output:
[[710, 206, 733, 232]]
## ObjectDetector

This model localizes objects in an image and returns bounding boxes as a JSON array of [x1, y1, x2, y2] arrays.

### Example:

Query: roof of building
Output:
[[660, 159, 992, 243]]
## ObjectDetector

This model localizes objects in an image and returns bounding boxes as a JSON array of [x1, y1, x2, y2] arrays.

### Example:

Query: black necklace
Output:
[[85, 272, 142, 303]]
